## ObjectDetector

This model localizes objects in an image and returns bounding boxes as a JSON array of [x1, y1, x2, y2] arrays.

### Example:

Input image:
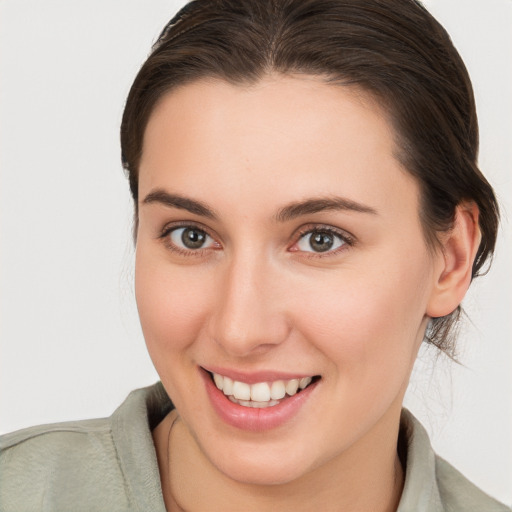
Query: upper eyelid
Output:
[[157, 221, 356, 250], [289, 226, 355, 259], [159, 223, 220, 256], [159, 220, 215, 239], [294, 223, 355, 243], [158, 222, 220, 251]]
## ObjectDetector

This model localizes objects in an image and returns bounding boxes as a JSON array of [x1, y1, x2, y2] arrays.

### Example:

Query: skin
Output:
[[135, 75, 480, 511]]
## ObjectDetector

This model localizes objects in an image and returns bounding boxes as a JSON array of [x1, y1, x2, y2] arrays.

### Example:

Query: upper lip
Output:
[[202, 365, 317, 384]]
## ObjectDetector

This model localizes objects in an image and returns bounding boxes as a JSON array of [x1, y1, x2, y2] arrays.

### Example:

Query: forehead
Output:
[[139, 75, 418, 219]]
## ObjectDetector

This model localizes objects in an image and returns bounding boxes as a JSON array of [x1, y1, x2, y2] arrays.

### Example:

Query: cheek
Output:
[[134, 248, 213, 368], [289, 255, 431, 382]]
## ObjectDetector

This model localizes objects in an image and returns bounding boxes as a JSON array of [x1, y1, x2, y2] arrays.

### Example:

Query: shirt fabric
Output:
[[0, 382, 509, 512]]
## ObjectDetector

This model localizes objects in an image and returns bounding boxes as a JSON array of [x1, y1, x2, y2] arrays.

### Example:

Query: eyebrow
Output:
[[142, 189, 217, 219], [274, 197, 378, 222], [141, 189, 377, 222]]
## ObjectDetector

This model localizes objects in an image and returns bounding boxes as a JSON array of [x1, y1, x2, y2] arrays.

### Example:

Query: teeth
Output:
[[212, 372, 316, 406], [233, 381, 251, 400], [285, 379, 299, 396], [223, 376, 234, 396], [251, 382, 271, 402], [229, 396, 280, 408], [299, 377, 312, 389], [253, 400, 279, 408], [270, 380, 286, 400], [213, 373, 224, 390]]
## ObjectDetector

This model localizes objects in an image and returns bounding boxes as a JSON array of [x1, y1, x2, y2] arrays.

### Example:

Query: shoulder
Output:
[[0, 417, 131, 511], [0, 416, 115, 465], [398, 409, 511, 512], [0, 383, 172, 512], [0, 416, 112, 452], [434, 455, 511, 512]]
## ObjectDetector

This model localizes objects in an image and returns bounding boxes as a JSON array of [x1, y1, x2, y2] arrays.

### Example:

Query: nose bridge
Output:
[[210, 247, 288, 356]]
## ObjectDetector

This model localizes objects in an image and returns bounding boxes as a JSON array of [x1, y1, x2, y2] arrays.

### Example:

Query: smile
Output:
[[212, 372, 314, 408], [201, 367, 320, 431]]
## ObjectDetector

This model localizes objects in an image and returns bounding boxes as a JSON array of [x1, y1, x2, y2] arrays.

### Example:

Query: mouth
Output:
[[200, 367, 320, 430], [209, 371, 320, 409]]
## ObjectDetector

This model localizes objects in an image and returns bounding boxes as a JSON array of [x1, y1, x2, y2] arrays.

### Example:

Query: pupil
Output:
[[310, 232, 333, 252], [182, 228, 206, 249]]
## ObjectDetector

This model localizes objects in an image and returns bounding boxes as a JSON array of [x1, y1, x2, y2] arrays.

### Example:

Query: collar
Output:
[[110, 383, 461, 512]]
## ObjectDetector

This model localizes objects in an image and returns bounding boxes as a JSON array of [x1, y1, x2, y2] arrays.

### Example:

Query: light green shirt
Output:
[[0, 382, 509, 511]]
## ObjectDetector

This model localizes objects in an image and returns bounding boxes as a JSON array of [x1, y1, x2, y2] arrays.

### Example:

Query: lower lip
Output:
[[200, 368, 319, 432]]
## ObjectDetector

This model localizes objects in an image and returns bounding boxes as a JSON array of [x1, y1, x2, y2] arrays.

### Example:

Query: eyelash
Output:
[[292, 225, 355, 259], [158, 222, 355, 258], [158, 222, 219, 257]]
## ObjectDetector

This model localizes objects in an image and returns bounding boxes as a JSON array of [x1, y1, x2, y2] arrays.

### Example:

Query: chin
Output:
[[196, 432, 319, 487], [216, 455, 310, 487]]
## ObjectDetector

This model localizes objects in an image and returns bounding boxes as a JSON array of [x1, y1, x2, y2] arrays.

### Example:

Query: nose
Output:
[[208, 251, 291, 357]]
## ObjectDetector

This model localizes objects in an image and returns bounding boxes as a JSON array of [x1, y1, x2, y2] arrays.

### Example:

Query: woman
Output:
[[0, 0, 510, 510]]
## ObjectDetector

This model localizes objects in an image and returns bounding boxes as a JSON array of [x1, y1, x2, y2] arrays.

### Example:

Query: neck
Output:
[[153, 406, 405, 512]]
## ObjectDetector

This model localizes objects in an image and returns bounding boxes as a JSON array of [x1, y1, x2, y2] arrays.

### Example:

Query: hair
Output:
[[120, 0, 499, 357]]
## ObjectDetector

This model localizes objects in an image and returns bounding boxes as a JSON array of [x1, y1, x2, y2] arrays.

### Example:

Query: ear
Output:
[[427, 202, 482, 318]]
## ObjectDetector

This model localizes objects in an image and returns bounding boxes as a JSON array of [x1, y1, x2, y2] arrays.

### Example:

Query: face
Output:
[[135, 76, 441, 485]]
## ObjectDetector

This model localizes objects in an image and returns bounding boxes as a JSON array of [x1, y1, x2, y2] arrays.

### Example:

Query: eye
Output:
[[295, 228, 349, 254], [167, 226, 217, 251]]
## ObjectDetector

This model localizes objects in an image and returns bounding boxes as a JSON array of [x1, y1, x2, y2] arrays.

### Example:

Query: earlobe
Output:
[[426, 202, 482, 318]]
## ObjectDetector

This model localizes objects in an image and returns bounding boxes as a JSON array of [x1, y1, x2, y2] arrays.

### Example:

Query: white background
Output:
[[1, 0, 511, 506]]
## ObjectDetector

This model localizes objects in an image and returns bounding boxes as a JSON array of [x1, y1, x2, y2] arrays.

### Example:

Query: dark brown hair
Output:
[[121, 0, 499, 356]]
